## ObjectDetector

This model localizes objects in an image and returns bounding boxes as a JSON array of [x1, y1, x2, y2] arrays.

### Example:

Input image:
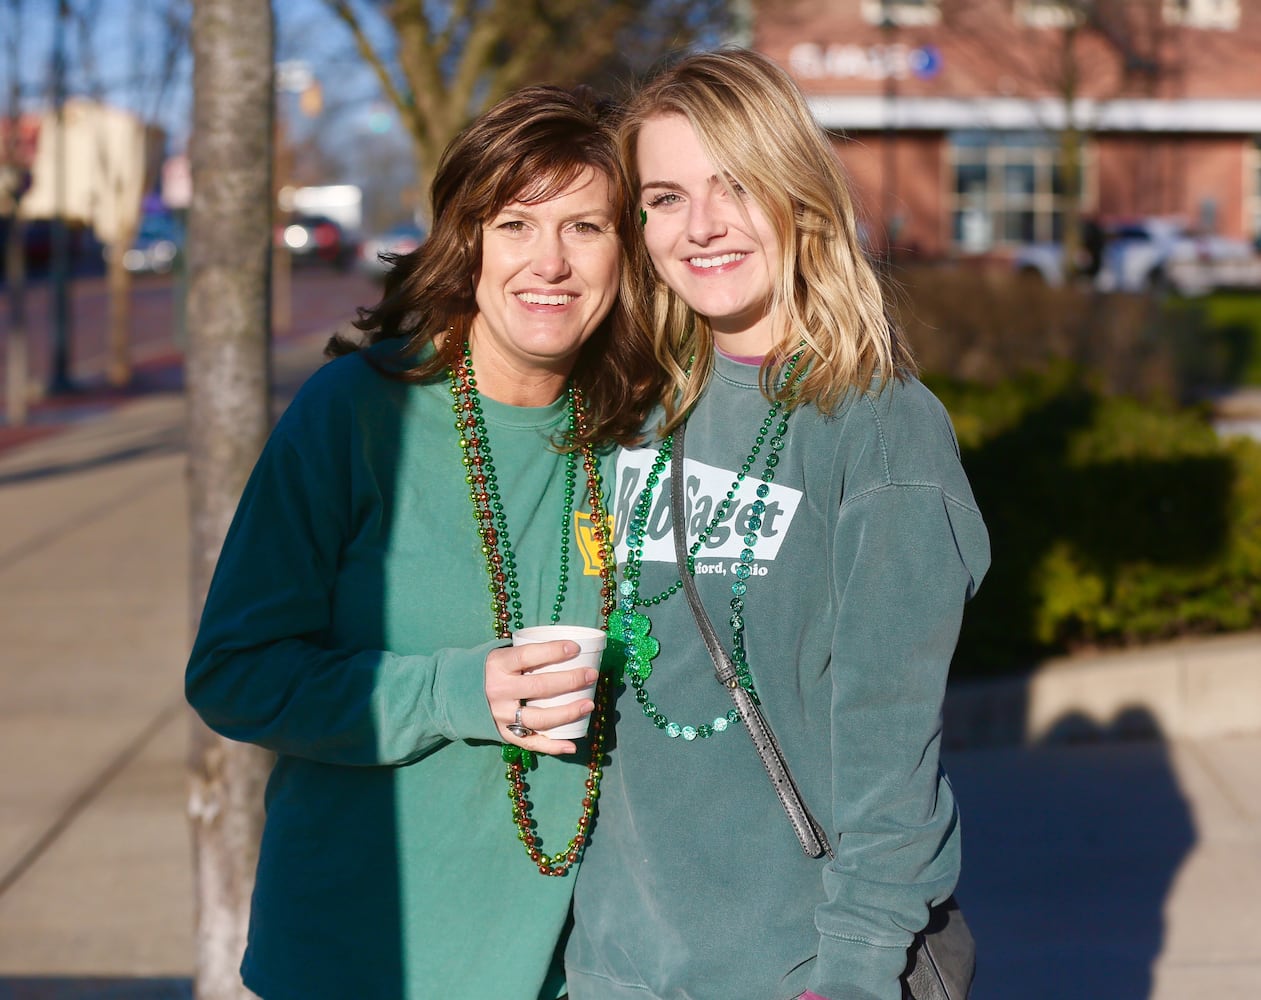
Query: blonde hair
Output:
[[620, 48, 915, 430]]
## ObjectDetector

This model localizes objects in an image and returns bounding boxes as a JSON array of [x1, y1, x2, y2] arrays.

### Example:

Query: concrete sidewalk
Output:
[[0, 307, 346, 998], [0, 327, 1259, 998]]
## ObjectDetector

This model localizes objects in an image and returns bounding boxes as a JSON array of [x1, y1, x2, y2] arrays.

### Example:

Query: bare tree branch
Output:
[[317, 0, 731, 207]]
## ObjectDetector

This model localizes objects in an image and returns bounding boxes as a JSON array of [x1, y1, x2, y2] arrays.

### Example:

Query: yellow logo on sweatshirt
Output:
[[575, 511, 615, 576]]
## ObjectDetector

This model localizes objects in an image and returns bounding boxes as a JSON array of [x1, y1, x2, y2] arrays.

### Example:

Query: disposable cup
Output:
[[510, 624, 606, 739]]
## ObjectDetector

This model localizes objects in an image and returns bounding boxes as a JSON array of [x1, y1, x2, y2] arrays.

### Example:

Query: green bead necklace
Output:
[[449, 345, 615, 875], [609, 350, 802, 743]]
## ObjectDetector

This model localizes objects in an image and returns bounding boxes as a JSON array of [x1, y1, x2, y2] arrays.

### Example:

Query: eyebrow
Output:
[[639, 175, 729, 194], [496, 205, 615, 221]]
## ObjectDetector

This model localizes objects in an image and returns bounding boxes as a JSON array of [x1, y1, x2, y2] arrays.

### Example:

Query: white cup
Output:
[[510, 624, 607, 739]]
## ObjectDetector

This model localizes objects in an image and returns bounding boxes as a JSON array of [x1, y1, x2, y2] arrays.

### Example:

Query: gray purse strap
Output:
[[668, 421, 833, 860]]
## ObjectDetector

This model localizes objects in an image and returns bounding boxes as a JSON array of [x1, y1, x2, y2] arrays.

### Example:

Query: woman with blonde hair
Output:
[[566, 49, 989, 1000]]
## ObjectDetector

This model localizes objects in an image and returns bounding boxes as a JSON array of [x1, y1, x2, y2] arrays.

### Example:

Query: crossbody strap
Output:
[[669, 421, 833, 860]]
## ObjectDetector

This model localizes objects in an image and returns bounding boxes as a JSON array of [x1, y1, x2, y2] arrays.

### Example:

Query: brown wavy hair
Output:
[[328, 85, 659, 448]]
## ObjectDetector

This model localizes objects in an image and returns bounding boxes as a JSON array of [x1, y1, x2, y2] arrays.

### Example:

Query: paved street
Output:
[[0, 267, 1259, 998]]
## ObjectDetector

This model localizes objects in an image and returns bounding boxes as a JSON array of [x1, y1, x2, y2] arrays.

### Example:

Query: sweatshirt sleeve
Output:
[[185, 363, 503, 767], [807, 480, 988, 1000]]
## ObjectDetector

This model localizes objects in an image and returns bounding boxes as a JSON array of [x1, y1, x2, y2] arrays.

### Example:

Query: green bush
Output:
[[926, 367, 1261, 676], [1162, 291, 1261, 388], [889, 265, 1261, 397]]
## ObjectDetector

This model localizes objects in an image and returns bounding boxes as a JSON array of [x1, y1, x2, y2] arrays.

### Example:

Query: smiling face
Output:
[[636, 114, 782, 357], [469, 167, 620, 404]]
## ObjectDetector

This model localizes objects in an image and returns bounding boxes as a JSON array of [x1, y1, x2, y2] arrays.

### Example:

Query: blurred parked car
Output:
[[277, 213, 357, 270], [1013, 217, 1261, 296], [120, 211, 184, 275], [357, 220, 427, 279], [0, 217, 105, 280]]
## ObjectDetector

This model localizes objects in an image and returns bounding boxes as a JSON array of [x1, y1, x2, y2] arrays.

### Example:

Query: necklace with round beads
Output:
[[449, 344, 614, 875], [609, 350, 802, 743]]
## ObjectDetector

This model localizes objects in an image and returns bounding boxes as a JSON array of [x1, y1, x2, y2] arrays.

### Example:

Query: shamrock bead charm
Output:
[[607, 609, 660, 681], [501, 744, 535, 769]]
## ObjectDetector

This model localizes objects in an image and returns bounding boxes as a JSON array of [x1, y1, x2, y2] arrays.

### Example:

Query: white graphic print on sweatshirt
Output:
[[613, 447, 803, 568]]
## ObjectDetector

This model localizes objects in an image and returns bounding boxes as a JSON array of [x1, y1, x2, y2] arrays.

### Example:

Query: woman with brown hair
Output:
[[186, 85, 659, 1000]]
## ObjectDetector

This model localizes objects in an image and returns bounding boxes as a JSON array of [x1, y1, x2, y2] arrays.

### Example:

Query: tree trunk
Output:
[[105, 227, 135, 387], [4, 210, 28, 426], [1060, 124, 1084, 281], [1058, 23, 1085, 284], [185, 2, 275, 997]]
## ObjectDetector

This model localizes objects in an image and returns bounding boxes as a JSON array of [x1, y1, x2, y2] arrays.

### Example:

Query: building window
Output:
[[1015, 0, 1082, 28], [949, 131, 1089, 253], [1163, 0, 1240, 30], [861, 0, 940, 28]]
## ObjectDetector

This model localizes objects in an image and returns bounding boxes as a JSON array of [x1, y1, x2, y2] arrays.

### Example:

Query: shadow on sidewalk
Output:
[[0, 423, 184, 488], [0, 979, 190, 1000], [947, 706, 1194, 1000]]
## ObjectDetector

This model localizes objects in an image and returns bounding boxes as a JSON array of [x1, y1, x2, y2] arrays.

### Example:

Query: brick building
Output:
[[753, 0, 1261, 260]]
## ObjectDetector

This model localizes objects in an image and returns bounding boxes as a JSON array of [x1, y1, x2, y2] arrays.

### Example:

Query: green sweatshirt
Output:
[[186, 343, 612, 1000], [566, 353, 990, 1000]]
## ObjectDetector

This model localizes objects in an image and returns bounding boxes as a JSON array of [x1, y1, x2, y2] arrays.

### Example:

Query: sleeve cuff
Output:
[[808, 933, 909, 1000], [434, 639, 506, 742]]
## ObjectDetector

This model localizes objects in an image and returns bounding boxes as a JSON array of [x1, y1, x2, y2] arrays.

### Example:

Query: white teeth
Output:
[[517, 292, 574, 305], [688, 252, 745, 269]]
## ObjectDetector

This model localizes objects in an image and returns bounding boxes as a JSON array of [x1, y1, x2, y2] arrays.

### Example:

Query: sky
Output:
[[1, 0, 417, 226], [4, 1, 397, 139]]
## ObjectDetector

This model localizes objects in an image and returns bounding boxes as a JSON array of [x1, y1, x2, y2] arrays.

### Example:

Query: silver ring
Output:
[[507, 706, 535, 739]]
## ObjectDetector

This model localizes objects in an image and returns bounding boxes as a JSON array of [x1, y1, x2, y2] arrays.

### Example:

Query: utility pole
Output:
[[47, 0, 74, 395], [880, 1, 901, 260], [3, 0, 30, 425]]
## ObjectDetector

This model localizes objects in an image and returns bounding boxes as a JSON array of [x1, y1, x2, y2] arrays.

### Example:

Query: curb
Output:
[[944, 629, 1261, 748]]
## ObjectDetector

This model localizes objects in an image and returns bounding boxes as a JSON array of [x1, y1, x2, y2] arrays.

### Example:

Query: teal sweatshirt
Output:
[[185, 343, 612, 1000], [566, 353, 990, 1000]]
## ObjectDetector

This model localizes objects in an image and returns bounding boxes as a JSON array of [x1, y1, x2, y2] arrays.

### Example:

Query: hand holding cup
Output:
[[485, 625, 606, 753]]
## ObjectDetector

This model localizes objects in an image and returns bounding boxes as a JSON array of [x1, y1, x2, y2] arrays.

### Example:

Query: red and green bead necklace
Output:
[[449, 344, 615, 875]]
